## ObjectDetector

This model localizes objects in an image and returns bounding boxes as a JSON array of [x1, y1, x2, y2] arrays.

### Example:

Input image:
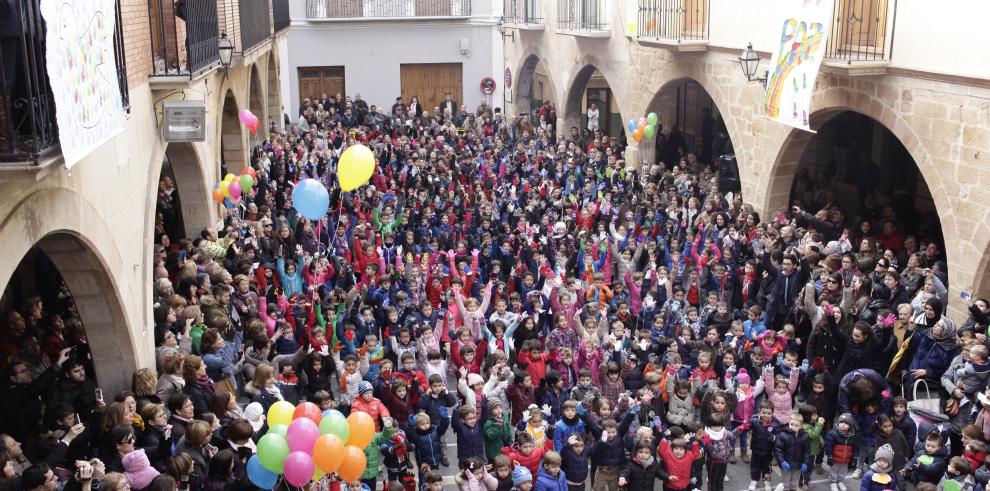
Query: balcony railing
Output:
[[557, 0, 609, 32], [637, 0, 709, 42], [504, 0, 543, 26], [825, 0, 895, 62], [148, 0, 220, 76], [239, 0, 272, 52], [306, 0, 472, 19], [274, 0, 291, 32], [0, 0, 59, 163]]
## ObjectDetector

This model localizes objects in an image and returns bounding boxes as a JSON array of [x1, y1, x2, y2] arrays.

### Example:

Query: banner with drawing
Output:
[[764, 0, 833, 132], [40, 0, 127, 169]]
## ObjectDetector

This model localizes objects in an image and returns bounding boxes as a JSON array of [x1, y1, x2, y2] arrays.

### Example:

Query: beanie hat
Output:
[[467, 373, 484, 387], [487, 398, 503, 412], [873, 444, 894, 471], [737, 368, 750, 385], [512, 466, 533, 485], [836, 413, 857, 435], [243, 402, 266, 432], [358, 381, 373, 396]]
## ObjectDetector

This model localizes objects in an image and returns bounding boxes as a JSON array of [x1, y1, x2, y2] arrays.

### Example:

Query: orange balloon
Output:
[[637, 120, 647, 130], [345, 412, 375, 448], [211, 188, 224, 203], [632, 128, 644, 142], [336, 445, 367, 483], [312, 434, 345, 473]]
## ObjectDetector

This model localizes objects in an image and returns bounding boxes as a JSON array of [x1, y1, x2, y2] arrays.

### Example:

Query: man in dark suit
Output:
[[440, 92, 457, 117]]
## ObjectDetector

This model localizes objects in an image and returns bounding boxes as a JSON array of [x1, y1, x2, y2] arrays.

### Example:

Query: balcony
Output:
[[823, 0, 896, 76], [637, 0, 709, 51], [557, 0, 610, 37], [305, 0, 472, 20], [148, 0, 220, 86], [274, 0, 291, 33], [504, 0, 544, 29]]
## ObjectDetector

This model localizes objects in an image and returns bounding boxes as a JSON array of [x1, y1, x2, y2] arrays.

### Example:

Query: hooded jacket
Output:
[[824, 413, 861, 465], [666, 391, 694, 428], [122, 449, 160, 490]]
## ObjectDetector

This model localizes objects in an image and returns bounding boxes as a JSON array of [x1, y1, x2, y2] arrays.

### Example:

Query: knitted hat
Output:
[[467, 373, 484, 387], [487, 398, 503, 412], [122, 449, 160, 489], [737, 368, 750, 385], [873, 444, 894, 471], [243, 402, 266, 432], [512, 466, 533, 485], [836, 413, 857, 433], [358, 381, 373, 396]]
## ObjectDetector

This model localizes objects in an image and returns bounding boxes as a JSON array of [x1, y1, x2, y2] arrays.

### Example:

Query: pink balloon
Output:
[[228, 181, 242, 201], [283, 451, 315, 487], [286, 418, 320, 454], [238, 109, 255, 126]]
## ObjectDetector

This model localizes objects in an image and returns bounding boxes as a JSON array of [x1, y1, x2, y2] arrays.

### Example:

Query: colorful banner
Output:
[[764, 0, 833, 132], [40, 0, 127, 168]]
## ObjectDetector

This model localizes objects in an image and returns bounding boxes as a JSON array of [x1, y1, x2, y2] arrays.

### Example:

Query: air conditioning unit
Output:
[[163, 100, 207, 142]]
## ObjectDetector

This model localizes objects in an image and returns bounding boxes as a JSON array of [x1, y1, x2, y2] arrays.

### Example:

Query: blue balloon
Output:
[[247, 454, 279, 489], [627, 120, 637, 132], [291, 178, 330, 221]]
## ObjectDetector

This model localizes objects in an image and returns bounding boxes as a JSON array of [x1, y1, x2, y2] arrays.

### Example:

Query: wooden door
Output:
[[297, 66, 346, 104], [400, 63, 463, 113], [834, 0, 888, 53]]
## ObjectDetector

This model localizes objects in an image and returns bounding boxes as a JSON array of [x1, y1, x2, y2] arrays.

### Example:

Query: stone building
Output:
[[503, 0, 990, 318]]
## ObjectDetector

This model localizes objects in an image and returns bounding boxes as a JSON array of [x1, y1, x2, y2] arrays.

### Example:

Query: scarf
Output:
[[705, 426, 727, 440], [919, 317, 959, 352], [194, 375, 216, 395], [636, 454, 656, 468]]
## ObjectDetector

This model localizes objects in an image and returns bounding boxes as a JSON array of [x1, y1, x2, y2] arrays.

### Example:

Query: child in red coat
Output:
[[658, 435, 703, 490]]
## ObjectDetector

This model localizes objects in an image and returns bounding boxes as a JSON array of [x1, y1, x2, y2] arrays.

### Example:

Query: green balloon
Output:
[[240, 174, 254, 193], [268, 424, 288, 438], [647, 112, 659, 126], [319, 410, 350, 442], [257, 433, 290, 474], [644, 125, 657, 140]]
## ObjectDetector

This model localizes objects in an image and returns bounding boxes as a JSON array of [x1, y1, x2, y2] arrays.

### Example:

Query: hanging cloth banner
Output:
[[764, 0, 834, 132], [40, 0, 127, 169]]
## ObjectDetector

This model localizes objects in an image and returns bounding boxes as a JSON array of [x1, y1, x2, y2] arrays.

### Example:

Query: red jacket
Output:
[[517, 350, 547, 386], [501, 438, 553, 478], [351, 396, 391, 431], [657, 439, 702, 489]]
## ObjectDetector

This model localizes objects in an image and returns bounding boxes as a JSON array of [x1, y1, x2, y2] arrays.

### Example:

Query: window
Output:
[[113, 0, 130, 111]]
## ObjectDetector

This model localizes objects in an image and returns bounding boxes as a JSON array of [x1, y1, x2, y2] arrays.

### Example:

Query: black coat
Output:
[[774, 428, 812, 470], [183, 380, 215, 419], [748, 416, 779, 457], [620, 456, 669, 491]]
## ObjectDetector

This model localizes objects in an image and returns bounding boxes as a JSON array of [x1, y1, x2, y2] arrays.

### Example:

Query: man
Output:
[[391, 97, 406, 117], [0, 347, 69, 441], [22, 463, 59, 491], [46, 357, 100, 422], [440, 92, 457, 116]]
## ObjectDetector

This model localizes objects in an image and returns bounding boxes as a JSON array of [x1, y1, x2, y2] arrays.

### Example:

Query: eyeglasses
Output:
[[119, 435, 136, 444]]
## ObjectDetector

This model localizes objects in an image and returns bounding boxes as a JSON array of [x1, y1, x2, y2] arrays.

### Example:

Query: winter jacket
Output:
[[904, 443, 948, 485], [666, 392, 694, 428], [361, 427, 395, 480], [560, 443, 590, 484], [410, 424, 443, 469], [774, 427, 812, 471], [551, 416, 586, 451], [938, 474, 976, 491], [658, 439, 702, 490], [619, 455, 669, 491], [458, 468, 499, 491], [876, 429, 910, 473], [416, 391, 457, 424], [501, 439, 553, 479], [351, 396, 391, 431], [483, 417, 514, 461], [534, 466, 568, 491], [748, 416, 779, 457], [824, 428, 861, 465], [701, 427, 736, 463], [452, 409, 486, 462], [803, 418, 825, 456], [860, 470, 898, 491]]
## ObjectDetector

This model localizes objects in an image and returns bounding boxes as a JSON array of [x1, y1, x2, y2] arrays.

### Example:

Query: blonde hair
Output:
[[253, 363, 275, 388], [132, 368, 158, 397]]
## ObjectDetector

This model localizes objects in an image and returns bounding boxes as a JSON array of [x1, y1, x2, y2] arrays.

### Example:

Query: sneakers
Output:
[[830, 484, 839, 491], [763, 481, 772, 491], [774, 484, 785, 491], [749, 481, 758, 491], [850, 469, 862, 479], [816, 464, 825, 475], [726, 475, 731, 482], [837, 483, 847, 491]]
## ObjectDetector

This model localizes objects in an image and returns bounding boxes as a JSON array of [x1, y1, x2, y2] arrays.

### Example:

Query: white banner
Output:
[[40, 0, 127, 168], [764, 0, 833, 132]]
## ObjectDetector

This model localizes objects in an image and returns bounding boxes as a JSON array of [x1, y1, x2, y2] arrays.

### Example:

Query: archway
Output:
[[778, 110, 946, 277], [156, 142, 212, 242], [249, 64, 266, 138], [644, 78, 736, 176], [266, 54, 282, 130], [0, 232, 137, 393], [515, 54, 558, 129], [564, 64, 622, 140], [220, 89, 244, 175]]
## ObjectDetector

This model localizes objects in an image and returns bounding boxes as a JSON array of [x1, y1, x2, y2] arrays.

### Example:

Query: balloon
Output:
[[239, 174, 254, 194], [286, 418, 320, 453], [268, 400, 296, 428], [647, 112, 659, 126], [313, 468, 325, 482], [220, 180, 230, 199], [644, 125, 657, 140], [238, 109, 255, 126], [346, 411, 375, 448], [240, 166, 257, 179], [292, 178, 330, 220], [283, 451, 315, 487], [627, 120, 637, 133], [224, 173, 236, 182], [632, 128, 643, 142], [247, 454, 279, 489], [312, 434, 345, 473], [638, 117, 648, 127], [319, 410, 350, 442], [338, 144, 376, 192], [294, 402, 323, 425], [228, 181, 242, 201], [626, 20, 636, 34], [211, 188, 224, 203], [336, 445, 367, 483], [247, 118, 260, 134], [268, 424, 288, 438], [257, 433, 290, 473]]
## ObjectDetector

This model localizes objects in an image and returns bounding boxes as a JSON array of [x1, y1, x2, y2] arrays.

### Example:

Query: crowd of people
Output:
[[0, 90, 987, 491]]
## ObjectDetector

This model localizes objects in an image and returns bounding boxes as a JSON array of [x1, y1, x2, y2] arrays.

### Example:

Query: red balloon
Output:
[[293, 402, 323, 425], [241, 166, 257, 179]]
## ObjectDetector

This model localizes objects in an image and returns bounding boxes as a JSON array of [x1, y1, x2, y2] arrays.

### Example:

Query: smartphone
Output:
[[962, 291, 973, 300], [204, 444, 218, 455], [178, 249, 186, 263], [94, 388, 103, 403], [75, 413, 81, 425]]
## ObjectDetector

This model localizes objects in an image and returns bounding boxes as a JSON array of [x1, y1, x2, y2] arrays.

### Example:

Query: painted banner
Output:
[[40, 0, 127, 168], [764, 0, 833, 132]]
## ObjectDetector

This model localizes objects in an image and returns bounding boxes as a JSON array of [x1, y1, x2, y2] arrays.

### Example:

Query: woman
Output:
[[137, 404, 172, 471], [132, 369, 162, 411], [167, 393, 194, 444], [246, 364, 283, 413], [100, 403, 135, 451], [155, 351, 185, 404], [203, 449, 236, 491], [103, 426, 138, 474], [208, 392, 243, 426], [174, 420, 215, 481], [408, 96, 422, 118], [199, 328, 243, 395], [905, 299, 958, 388], [182, 355, 216, 419]]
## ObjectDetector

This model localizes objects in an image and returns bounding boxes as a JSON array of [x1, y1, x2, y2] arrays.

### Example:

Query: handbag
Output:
[[906, 378, 950, 422]]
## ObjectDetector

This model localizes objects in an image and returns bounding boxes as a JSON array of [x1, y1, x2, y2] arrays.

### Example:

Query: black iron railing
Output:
[[825, 0, 895, 62], [305, 0, 471, 19], [113, 0, 130, 110], [239, 0, 272, 52], [0, 0, 59, 163], [274, 0, 291, 32], [148, 0, 219, 76], [504, 0, 542, 25], [557, 0, 609, 32], [637, 0, 709, 41]]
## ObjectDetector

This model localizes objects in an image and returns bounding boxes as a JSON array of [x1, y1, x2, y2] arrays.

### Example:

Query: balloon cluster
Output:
[[212, 167, 256, 204], [248, 401, 376, 488], [239, 109, 261, 134], [627, 112, 660, 143]]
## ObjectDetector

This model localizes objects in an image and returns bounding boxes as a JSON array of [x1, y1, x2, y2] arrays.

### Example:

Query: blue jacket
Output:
[[904, 442, 948, 484], [203, 330, 243, 385], [748, 416, 779, 457], [560, 443, 590, 483], [409, 425, 443, 469], [907, 333, 956, 381], [451, 408, 485, 462], [534, 466, 568, 491], [552, 417, 586, 452], [860, 470, 898, 491], [277, 254, 305, 297]]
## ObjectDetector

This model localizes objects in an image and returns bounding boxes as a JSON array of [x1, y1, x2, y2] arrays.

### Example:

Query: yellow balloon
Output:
[[225, 173, 236, 182], [220, 180, 231, 199], [627, 20, 636, 34], [267, 400, 295, 428], [338, 144, 376, 192]]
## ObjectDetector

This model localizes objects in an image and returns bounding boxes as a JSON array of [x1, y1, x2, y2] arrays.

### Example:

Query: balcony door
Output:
[[297, 67, 345, 104], [833, 0, 889, 54], [400, 63, 463, 114]]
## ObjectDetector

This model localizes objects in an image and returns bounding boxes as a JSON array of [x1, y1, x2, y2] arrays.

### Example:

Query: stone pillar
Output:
[[624, 145, 641, 170]]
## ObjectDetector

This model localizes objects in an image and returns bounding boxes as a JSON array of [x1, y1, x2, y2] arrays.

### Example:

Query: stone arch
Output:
[[163, 142, 214, 238], [514, 53, 560, 125], [643, 77, 738, 166], [249, 64, 266, 138], [563, 62, 626, 137], [220, 88, 245, 173], [0, 190, 140, 394], [266, 54, 282, 130]]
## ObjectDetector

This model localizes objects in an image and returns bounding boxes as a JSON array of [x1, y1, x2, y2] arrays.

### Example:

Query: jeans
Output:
[[732, 421, 750, 452]]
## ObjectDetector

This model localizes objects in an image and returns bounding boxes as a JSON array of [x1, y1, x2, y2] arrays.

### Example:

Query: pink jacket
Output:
[[762, 368, 800, 424]]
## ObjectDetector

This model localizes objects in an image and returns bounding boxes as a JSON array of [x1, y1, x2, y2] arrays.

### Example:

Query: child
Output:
[[380, 429, 416, 491], [658, 434, 703, 491], [570, 368, 602, 411], [424, 470, 444, 491], [457, 457, 499, 491], [667, 380, 695, 430], [502, 433, 554, 480], [484, 399, 514, 463], [774, 413, 811, 491], [491, 455, 514, 491], [512, 466, 534, 491], [890, 396, 917, 450], [963, 427, 987, 474], [618, 441, 668, 491], [415, 374, 457, 467], [761, 364, 799, 425], [534, 451, 568, 491], [333, 351, 370, 407], [518, 403, 552, 449], [360, 417, 395, 490], [587, 418, 625, 491], [453, 405, 487, 467], [700, 414, 737, 491], [939, 457, 976, 491], [748, 401, 779, 491], [903, 429, 949, 486], [552, 400, 587, 451], [352, 381, 391, 431], [727, 367, 766, 464], [560, 434, 590, 491], [799, 404, 826, 481], [410, 412, 443, 481], [743, 305, 766, 340], [861, 444, 898, 491], [825, 413, 860, 491], [875, 414, 910, 476]]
